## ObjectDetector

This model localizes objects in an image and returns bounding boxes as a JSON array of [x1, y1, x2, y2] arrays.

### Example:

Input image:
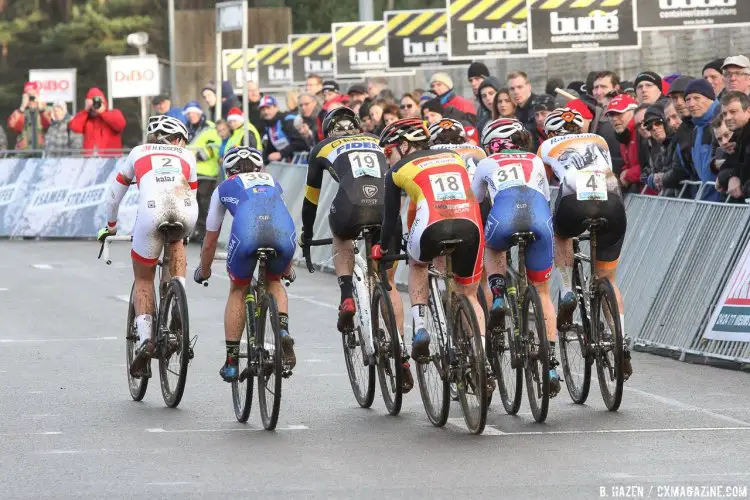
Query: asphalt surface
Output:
[[1, 240, 749, 500]]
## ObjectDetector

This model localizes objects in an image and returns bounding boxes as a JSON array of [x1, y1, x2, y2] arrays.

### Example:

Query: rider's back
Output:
[[123, 143, 197, 210]]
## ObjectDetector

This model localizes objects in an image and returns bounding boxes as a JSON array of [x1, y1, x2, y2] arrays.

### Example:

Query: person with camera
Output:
[[68, 87, 126, 157], [7, 81, 51, 151]]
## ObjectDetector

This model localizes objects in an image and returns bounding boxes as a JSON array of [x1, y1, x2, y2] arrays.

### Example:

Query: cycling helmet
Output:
[[379, 118, 430, 148], [323, 106, 361, 138], [480, 118, 531, 153], [428, 118, 466, 146], [543, 108, 584, 136], [222, 147, 264, 176], [146, 115, 189, 144]]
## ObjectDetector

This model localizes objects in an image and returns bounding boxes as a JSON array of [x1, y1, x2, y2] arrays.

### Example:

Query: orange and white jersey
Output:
[[472, 152, 550, 203], [430, 143, 487, 181]]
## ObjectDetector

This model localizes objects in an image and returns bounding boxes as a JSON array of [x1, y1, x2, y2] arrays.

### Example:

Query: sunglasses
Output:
[[400, 103, 414, 110], [384, 145, 396, 158], [646, 120, 664, 131]]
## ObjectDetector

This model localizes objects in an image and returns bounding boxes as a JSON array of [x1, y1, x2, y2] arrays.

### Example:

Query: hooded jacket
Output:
[[68, 88, 126, 156], [476, 77, 501, 133], [689, 99, 721, 201], [717, 120, 750, 202], [220, 81, 241, 120], [439, 89, 476, 119], [262, 110, 308, 163]]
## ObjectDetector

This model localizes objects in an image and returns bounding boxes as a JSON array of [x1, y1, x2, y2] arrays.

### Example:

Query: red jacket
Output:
[[619, 119, 642, 186], [68, 87, 126, 156], [440, 90, 476, 117]]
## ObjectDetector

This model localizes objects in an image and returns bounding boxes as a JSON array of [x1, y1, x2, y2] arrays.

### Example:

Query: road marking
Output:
[[35, 431, 62, 435], [32, 264, 53, 269], [0, 288, 8, 291], [146, 482, 204, 487], [115, 294, 130, 303], [37, 450, 84, 455], [494, 426, 750, 436], [0, 337, 117, 343], [627, 386, 750, 426], [288, 292, 338, 310], [307, 373, 346, 377], [145, 424, 308, 433], [447, 418, 507, 435], [28, 391, 43, 394], [304, 359, 325, 363]]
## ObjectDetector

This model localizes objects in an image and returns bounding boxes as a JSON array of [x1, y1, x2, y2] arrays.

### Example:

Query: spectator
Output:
[[508, 71, 537, 140], [589, 71, 625, 173], [316, 80, 348, 141], [293, 114, 315, 150], [44, 101, 82, 156], [656, 100, 693, 197], [717, 91, 750, 200], [634, 103, 655, 179], [8, 81, 50, 151], [634, 71, 665, 105], [421, 97, 444, 126], [492, 89, 516, 119], [220, 81, 241, 119], [152, 95, 186, 124], [184, 101, 209, 142], [605, 94, 641, 192], [640, 105, 669, 193], [468, 62, 490, 131], [703, 59, 726, 99], [298, 92, 321, 139], [68, 87, 125, 156], [592, 71, 621, 108], [532, 95, 556, 142], [711, 115, 735, 181], [347, 84, 368, 105], [667, 75, 694, 120], [287, 89, 300, 114], [259, 95, 308, 163], [224, 106, 261, 153], [685, 79, 721, 200], [620, 81, 636, 100], [359, 101, 374, 133], [383, 104, 400, 127], [247, 81, 265, 135], [306, 74, 323, 97], [477, 76, 501, 133], [722, 55, 750, 95], [201, 82, 219, 121], [399, 92, 421, 119], [430, 72, 477, 120], [215, 119, 232, 160], [367, 77, 389, 101], [369, 99, 387, 134]]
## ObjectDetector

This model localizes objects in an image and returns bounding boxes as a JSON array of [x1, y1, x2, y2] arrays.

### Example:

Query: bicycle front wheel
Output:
[[593, 278, 624, 412], [453, 294, 487, 435], [257, 293, 283, 430], [341, 264, 375, 408], [125, 282, 150, 401], [487, 272, 522, 415], [522, 285, 550, 423], [559, 259, 592, 405], [232, 293, 255, 423], [158, 278, 190, 408], [371, 282, 403, 416]]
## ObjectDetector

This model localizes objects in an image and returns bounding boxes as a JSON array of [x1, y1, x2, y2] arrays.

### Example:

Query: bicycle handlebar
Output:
[[97, 234, 133, 265], [379, 254, 408, 292], [299, 238, 333, 273]]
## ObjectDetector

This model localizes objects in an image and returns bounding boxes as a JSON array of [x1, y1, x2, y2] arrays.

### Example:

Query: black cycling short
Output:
[[553, 192, 626, 263], [416, 218, 483, 285]]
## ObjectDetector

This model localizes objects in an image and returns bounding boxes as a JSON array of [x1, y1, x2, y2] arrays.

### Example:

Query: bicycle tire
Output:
[[593, 277, 624, 412], [232, 292, 255, 423], [522, 285, 550, 423], [158, 278, 190, 408], [125, 282, 149, 401], [257, 292, 283, 430], [488, 272, 522, 415], [453, 293, 487, 435], [371, 282, 403, 416], [559, 258, 592, 405], [415, 275, 450, 427], [341, 262, 376, 408]]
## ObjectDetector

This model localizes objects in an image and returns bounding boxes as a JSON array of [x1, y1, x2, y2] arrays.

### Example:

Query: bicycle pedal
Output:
[[282, 369, 293, 379]]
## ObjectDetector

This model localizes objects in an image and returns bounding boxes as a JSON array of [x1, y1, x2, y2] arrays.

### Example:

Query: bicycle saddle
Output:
[[437, 238, 463, 255], [511, 231, 536, 244], [158, 221, 184, 242], [254, 247, 279, 258]]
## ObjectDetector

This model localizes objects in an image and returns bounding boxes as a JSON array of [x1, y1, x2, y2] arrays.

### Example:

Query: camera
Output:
[[92, 97, 103, 110], [29, 95, 36, 102]]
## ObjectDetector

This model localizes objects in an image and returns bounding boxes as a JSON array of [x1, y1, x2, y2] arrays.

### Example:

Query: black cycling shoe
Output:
[[337, 298, 356, 333], [549, 357, 561, 398], [281, 332, 296, 370], [402, 361, 414, 393], [623, 350, 633, 381], [220, 358, 239, 382], [557, 291, 578, 331], [130, 340, 155, 378]]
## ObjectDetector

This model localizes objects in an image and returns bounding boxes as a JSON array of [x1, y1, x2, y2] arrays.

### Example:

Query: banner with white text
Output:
[[635, 0, 750, 31]]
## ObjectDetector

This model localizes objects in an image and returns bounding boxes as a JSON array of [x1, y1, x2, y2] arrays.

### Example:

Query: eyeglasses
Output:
[[646, 120, 664, 131], [723, 70, 749, 78], [400, 103, 414, 110]]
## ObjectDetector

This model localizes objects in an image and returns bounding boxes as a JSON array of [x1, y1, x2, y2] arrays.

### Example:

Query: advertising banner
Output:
[[704, 240, 750, 342], [386, 9, 470, 69], [447, 0, 531, 59], [528, 0, 640, 54], [289, 33, 334, 83], [222, 48, 258, 95], [255, 44, 292, 90], [333, 21, 388, 78], [28, 69, 77, 104], [106, 55, 161, 99], [634, 0, 750, 31]]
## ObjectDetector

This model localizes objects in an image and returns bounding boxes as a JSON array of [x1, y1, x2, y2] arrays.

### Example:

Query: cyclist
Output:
[[372, 118, 485, 361], [471, 118, 560, 394], [193, 147, 297, 381], [97, 115, 198, 378], [538, 108, 632, 379], [300, 107, 413, 391]]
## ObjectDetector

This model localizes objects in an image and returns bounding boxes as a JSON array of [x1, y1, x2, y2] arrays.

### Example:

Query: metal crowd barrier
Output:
[[0, 148, 131, 158]]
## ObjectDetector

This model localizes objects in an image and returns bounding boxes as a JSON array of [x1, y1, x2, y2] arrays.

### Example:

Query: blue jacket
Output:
[[162, 107, 187, 124], [690, 100, 721, 201]]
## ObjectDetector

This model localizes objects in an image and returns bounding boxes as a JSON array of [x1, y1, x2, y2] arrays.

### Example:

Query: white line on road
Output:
[[494, 426, 750, 436], [627, 386, 750, 427], [447, 418, 506, 435], [0, 337, 117, 343], [145, 424, 308, 433], [115, 294, 130, 303], [307, 373, 346, 377], [28, 391, 43, 394], [35, 431, 62, 435], [146, 482, 204, 487], [32, 264, 53, 269], [0, 288, 8, 291], [288, 292, 338, 310]]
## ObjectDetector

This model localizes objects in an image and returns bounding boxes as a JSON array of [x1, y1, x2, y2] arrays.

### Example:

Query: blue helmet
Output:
[[223, 147, 263, 176]]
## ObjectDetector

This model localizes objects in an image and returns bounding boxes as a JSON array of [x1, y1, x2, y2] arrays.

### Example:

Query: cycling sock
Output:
[[412, 304, 427, 331], [338, 275, 354, 302], [135, 314, 152, 346], [488, 274, 506, 299], [225, 340, 240, 361], [558, 265, 573, 295], [279, 313, 289, 335], [176, 276, 186, 291], [620, 314, 630, 350]]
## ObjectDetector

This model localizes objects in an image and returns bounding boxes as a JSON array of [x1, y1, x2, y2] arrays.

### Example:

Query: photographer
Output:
[[68, 87, 126, 157], [7, 81, 51, 151]]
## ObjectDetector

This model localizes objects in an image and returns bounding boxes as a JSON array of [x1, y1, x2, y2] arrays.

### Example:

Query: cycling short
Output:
[[131, 196, 198, 265], [226, 202, 296, 285], [408, 214, 483, 285], [328, 189, 383, 240], [553, 192, 626, 263], [486, 187, 553, 283]]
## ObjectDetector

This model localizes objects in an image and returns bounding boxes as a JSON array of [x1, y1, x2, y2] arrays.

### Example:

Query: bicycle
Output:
[[411, 239, 488, 435], [302, 228, 407, 416], [98, 223, 195, 408], [485, 232, 551, 423], [203, 248, 294, 429], [558, 217, 624, 411]]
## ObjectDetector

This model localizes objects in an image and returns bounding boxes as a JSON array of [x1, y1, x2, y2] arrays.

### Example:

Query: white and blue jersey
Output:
[[206, 172, 296, 285]]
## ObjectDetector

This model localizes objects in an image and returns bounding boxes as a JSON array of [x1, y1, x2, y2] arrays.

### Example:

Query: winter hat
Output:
[[322, 80, 340, 93], [258, 95, 278, 109], [420, 91, 437, 104], [685, 79, 716, 101], [634, 71, 663, 91], [227, 107, 244, 123], [667, 75, 695, 96], [430, 72, 454, 90], [421, 97, 444, 115], [620, 81, 635, 92], [567, 81, 585, 94], [702, 58, 725, 75], [467, 62, 489, 80], [605, 94, 638, 115], [347, 83, 367, 96], [566, 99, 594, 120], [202, 81, 217, 94], [643, 105, 665, 127], [358, 101, 371, 120], [183, 100, 203, 115], [532, 94, 556, 113]]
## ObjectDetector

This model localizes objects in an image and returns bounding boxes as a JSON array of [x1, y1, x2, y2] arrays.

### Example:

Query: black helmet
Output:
[[323, 107, 361, 138]]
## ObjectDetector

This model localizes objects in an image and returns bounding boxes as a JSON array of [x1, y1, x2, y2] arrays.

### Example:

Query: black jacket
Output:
[[717, 121, 750, 201], [261, 110, 309, 163], [661, 118, 696, 194], [514, 93, 538, 149]]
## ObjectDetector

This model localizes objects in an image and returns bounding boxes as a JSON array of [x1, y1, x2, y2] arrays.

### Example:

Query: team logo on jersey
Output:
[[362, 185, 379, 198]]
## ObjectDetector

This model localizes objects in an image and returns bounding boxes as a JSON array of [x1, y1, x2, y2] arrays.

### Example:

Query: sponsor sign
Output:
[[705, 240, 750, 342], [255, 44, 292, 90], [528, 0, 640, 53], [386, 9, 471, 69], [28, 69, 77, 104], [222, 48, 258, 95], [107, 55, 161, 99], [634, 0, 750, 30], [447, 0, 531, 59], [333, 21, 388, 78], [289, 33, 334, 83]]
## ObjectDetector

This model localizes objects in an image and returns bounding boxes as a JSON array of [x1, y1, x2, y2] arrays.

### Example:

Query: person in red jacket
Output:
[[7, 81, 51, 151], [605, 94, 641, 191], [68, 87, 126, 157], [429, 72, 476, 122]]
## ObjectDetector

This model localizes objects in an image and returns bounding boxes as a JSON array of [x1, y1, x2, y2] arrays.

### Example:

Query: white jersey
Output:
[[430, 143, 486, 181], [472, 152, 550, 203], [538, 133, 619, 198]]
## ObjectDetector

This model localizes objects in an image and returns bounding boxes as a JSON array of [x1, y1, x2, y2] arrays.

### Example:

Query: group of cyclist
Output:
[[98, 99, 632, 399]]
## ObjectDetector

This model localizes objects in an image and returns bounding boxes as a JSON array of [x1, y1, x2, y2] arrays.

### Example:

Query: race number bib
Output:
[[494, 162, 525, 191], [349, 152, 381, 178], [429, 172, 466, 201], [151, 155, 180, 175], [238, 172, 274, 189], [576, 170, 608, 201]]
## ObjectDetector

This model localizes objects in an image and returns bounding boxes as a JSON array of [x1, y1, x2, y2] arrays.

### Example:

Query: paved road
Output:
[[1, 241, 749, 499]]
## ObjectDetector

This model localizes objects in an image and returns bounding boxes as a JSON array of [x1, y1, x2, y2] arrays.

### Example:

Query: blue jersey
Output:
[[206, 172, 286, 230]]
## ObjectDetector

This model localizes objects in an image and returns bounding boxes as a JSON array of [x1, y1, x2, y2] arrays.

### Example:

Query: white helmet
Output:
[[223, 147, 264, 176], [480, 118, 530, 153], [146, 115, 189, 143], [428, 118, 465, 145], [543, 108, 585, 136]]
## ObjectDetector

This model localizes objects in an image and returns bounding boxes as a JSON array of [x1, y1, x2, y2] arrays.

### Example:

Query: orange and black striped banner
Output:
[[385, 9, 470, 69], [332, 21, 388, 78], [289, 33, 334, 83], [222, 48, 258, 95], [255, 44, 292, 89], [447, 0, 531, 59]]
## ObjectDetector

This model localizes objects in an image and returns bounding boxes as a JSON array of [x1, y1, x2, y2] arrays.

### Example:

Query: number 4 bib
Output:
[[576, 169, 608, 201]]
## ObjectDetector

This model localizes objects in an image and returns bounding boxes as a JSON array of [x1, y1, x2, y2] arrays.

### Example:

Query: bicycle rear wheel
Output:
[[522, 285, 550, 423], [125, 282, 149, 401], [594, 278, 624, 411], [158, 278, 190, 408], [453, 294, 487, 435], [232, 293, 255, 423], [341, 263, 375, 408], [559, 259, 592, 405], [415, 275, 450, 427], [257, 293, 283, 430], [371, 282, 403, 416], [487, 272, 522, 415]]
